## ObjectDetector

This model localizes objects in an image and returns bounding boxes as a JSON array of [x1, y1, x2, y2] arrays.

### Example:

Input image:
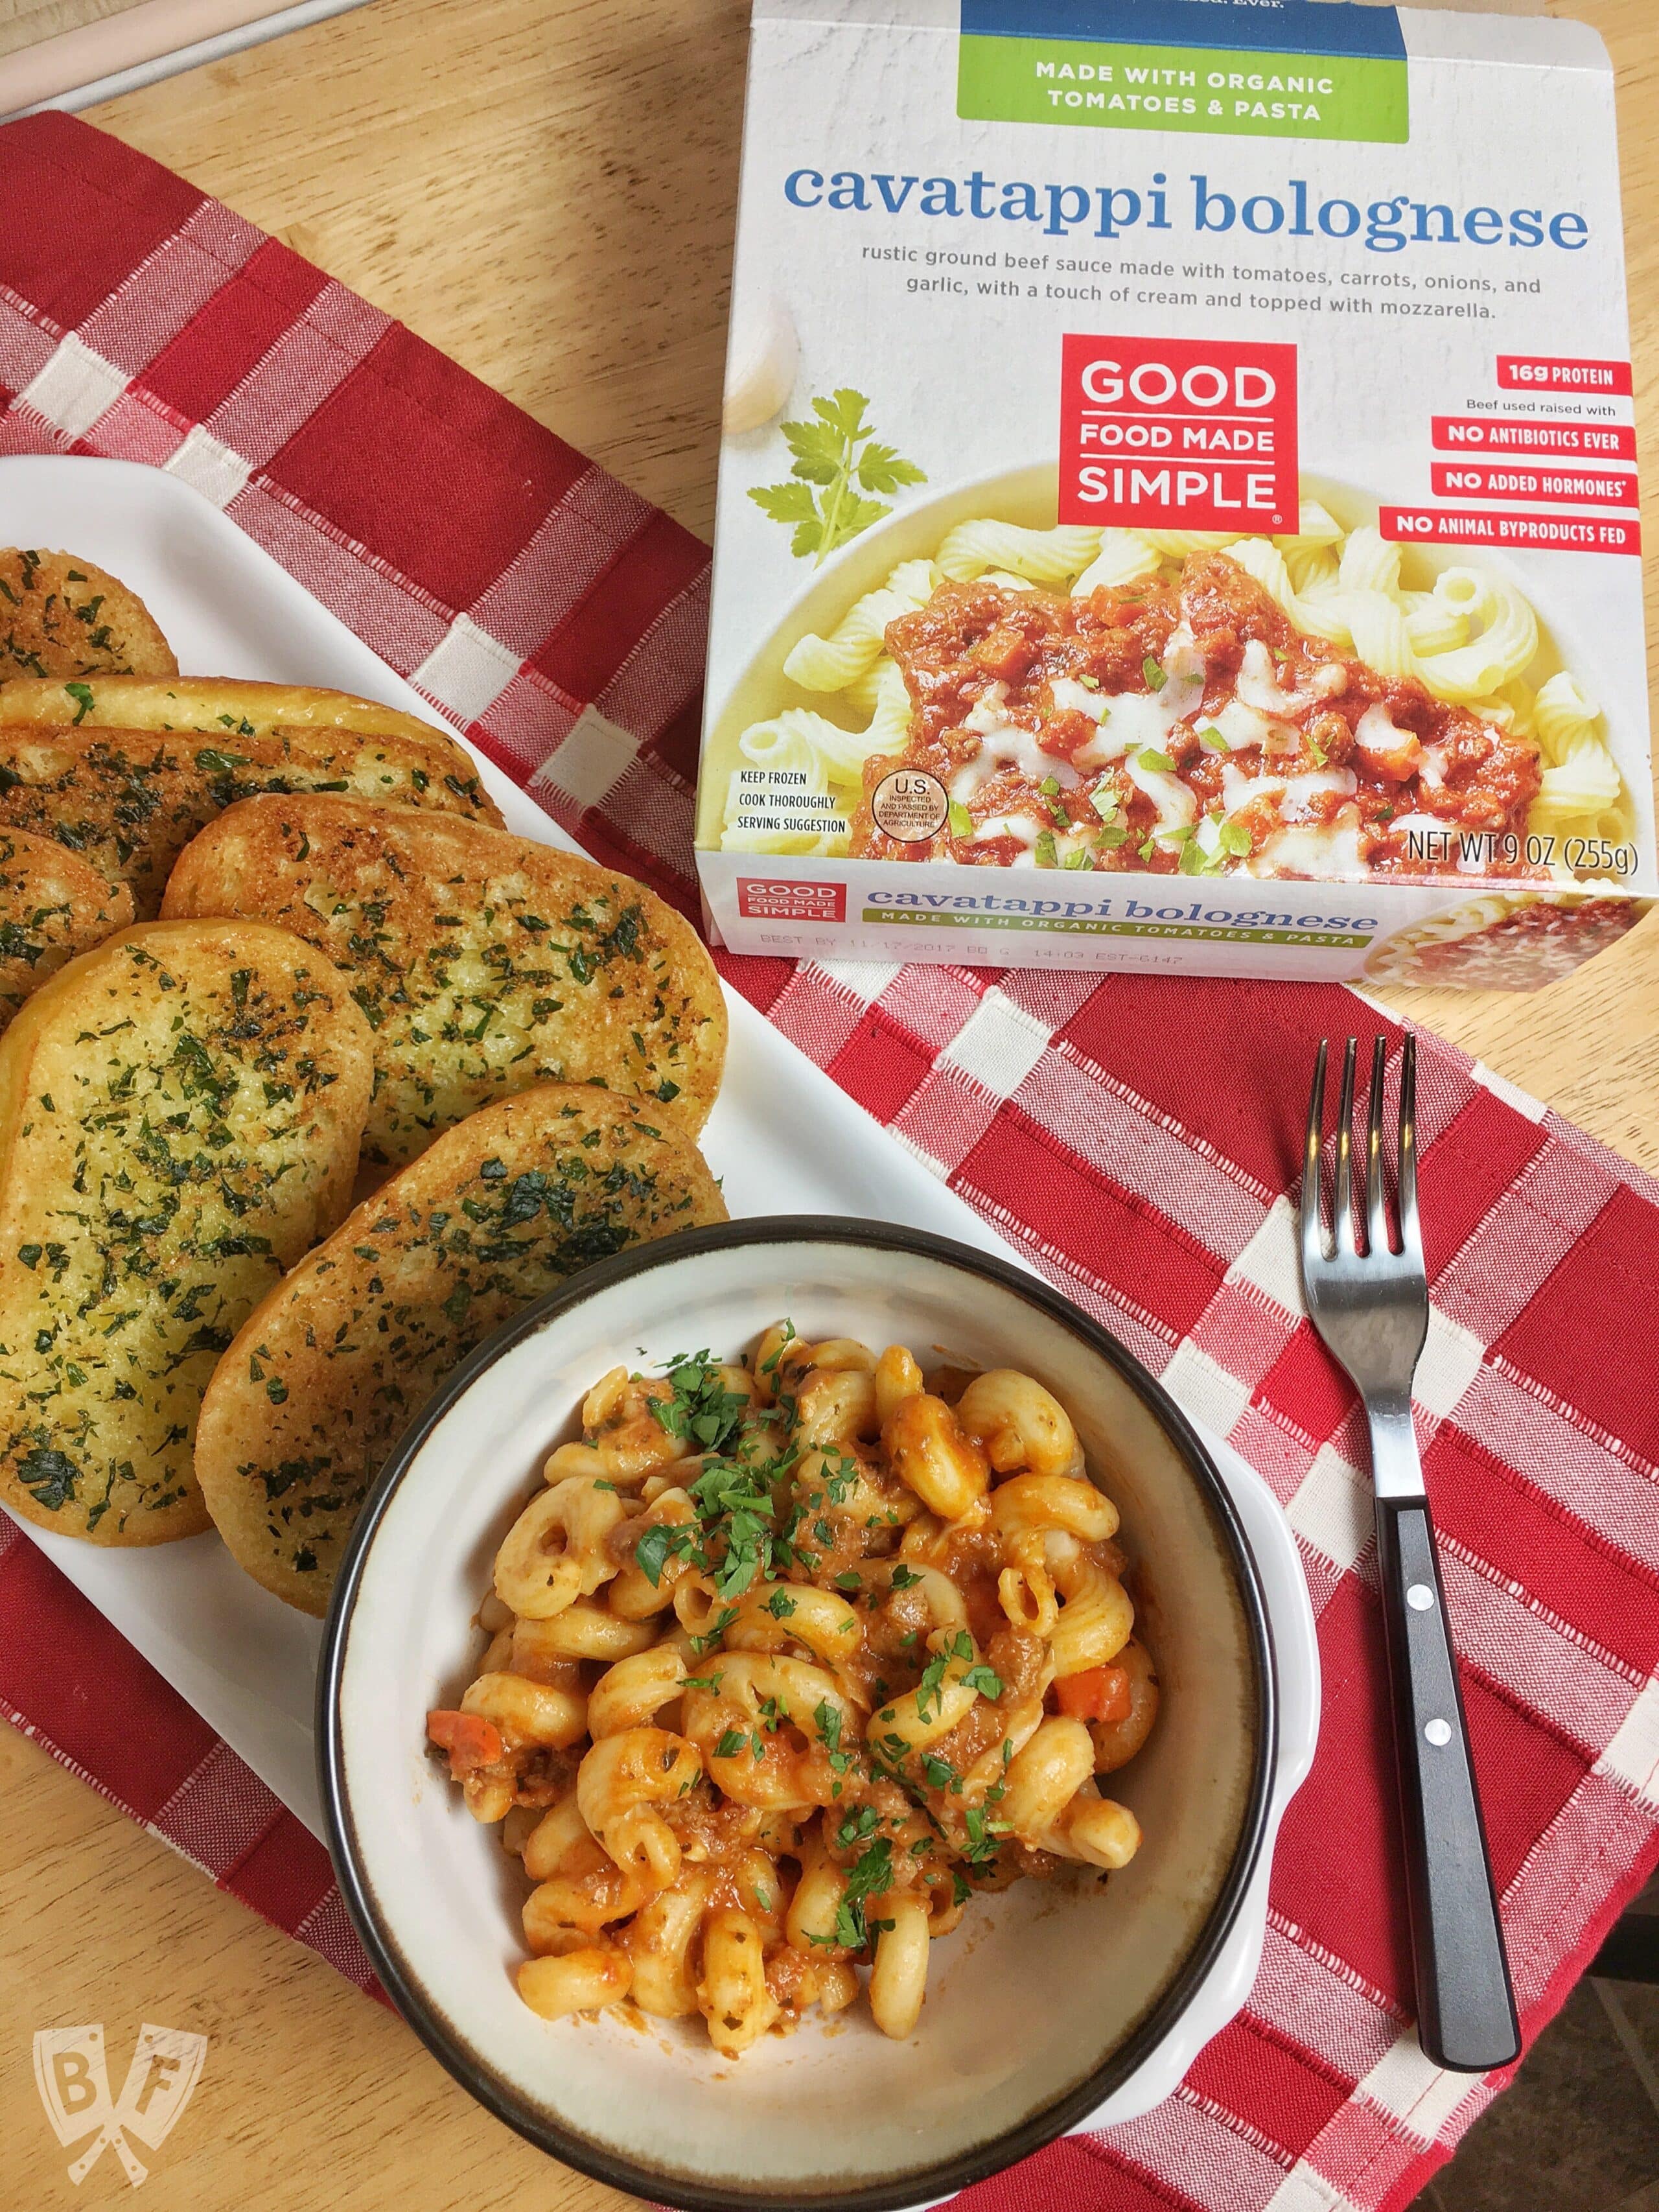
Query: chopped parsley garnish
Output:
[[947, 798, 973, 839], [687, 1451, 787, 1598], [1135, 748, 1176, 774], [962, 1806, 1010, 1865], [630, 1371, 805, 1599], [915, 1649, 952, 1722], [819, 1452, 858, 1505], [1142, 655, 1166, 692], [759, 1321, 796, 1377], [833, 1835, 894, 1950], [648, 1351, 752, 1452], [689, 1605, 739, 1655], [633, 1522, 678, 1587], [1179, 817, 1253, 878]]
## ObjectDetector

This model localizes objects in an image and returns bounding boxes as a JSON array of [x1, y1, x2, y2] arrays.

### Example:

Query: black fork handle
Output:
[[1375, 1495, 1522, 2072]]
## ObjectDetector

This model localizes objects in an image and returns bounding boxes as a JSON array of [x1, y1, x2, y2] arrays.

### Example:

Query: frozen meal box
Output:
[[695, 0, 1653, 985]]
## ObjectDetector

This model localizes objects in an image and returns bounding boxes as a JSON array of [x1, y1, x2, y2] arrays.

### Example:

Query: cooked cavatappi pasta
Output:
[[426, 1329, 1157, 2054], [721, 504, 1632, 884]]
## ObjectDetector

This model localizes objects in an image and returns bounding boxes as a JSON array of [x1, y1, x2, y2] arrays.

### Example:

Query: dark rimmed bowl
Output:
[[319, 1218, 1276, 2211]]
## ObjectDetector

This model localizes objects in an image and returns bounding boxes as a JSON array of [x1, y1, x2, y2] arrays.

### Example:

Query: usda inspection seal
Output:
[[871, 769, 949, 843]]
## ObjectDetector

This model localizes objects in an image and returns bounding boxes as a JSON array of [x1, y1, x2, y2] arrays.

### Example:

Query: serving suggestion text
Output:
[[782, 168, 1591, 256]]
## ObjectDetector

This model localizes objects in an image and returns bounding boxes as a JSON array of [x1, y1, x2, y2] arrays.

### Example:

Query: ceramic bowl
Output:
[[319, 1218, 1279, 2210]]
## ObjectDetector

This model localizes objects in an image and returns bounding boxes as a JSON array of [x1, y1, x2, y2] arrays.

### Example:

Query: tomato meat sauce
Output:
[[848, 553, 1544, 881], [1382, 896, 1642, 987]]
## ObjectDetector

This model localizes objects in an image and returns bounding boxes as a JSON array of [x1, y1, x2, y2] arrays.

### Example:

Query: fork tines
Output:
[[1302, 1033, 1421, 1266]]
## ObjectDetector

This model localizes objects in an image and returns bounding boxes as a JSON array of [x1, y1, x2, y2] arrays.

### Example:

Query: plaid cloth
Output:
[[2, 111, 1658, 2212]]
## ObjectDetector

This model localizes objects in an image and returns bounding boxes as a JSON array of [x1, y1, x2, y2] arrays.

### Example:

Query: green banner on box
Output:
[[957, 36, 1408, 143], [866, 909, 1373, 948]]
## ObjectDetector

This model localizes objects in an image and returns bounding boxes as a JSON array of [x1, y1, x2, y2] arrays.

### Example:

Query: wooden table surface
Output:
[[1, 1, 1655, 2205]]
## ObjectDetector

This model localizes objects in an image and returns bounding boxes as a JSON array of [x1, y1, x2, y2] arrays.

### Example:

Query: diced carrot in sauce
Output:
[[969, 625, 1034, 682], [426, 1709, 504, 1771], [1053, 1665, 1132, 1725]]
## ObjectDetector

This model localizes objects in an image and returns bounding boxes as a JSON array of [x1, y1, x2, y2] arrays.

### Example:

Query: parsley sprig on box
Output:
[[748, 390, 925, 565]]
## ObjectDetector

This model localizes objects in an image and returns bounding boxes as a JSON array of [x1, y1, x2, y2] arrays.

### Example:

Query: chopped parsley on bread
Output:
[[195, 1084, 728, 1611], [0, 723, 502, 918], [0, 922, 373, 1544], [0, 827, 135, 1032], [0, 549, 178, 682], [163, 795, 726, 1165], [0, 673, 450, 743]]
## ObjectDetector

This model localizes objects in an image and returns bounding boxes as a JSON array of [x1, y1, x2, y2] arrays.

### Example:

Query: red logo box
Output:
[[737, 878, 846, 923], [1059, 335, 1299, 535]]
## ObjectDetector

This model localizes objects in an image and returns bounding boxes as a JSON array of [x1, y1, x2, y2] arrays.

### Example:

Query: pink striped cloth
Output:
[[2, 110, 1657, 2212]]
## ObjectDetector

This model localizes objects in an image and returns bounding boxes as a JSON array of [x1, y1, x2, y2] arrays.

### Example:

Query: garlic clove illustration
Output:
[[723, 294, 798, 435]]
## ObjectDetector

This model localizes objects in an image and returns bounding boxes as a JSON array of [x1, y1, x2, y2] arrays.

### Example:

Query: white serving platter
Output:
[[0, 456, 1318, 2130]]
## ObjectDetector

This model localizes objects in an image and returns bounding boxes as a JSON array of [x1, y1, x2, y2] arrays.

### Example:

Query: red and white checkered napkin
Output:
[[3, 110, 1658, 2212]]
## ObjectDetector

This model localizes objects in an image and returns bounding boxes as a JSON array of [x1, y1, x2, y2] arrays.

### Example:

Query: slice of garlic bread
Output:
[[0, 827, 134, 1032], [0, 723, 503, 918], [0, 922, 373, 1544], [0, 673, 451, 744], [0, 549, 178, 681], [196, 1084, 727, 1612], [163, 795, 727, 1164]]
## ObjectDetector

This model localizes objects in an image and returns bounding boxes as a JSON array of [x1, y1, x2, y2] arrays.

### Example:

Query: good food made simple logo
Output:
[[33, 2024, 209, 2188], [958, 0, 1409, 143]]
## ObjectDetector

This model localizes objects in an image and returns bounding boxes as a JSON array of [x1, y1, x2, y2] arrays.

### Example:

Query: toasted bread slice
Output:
[[195, 1084, 727, 1611], [0, 673, 456, 744], [0, 827, 135, 1031], [0, 922, 373, 1544], [0, 549, 178, 681], [0, 723, 504, 918], [163, 795, 727, 1164]]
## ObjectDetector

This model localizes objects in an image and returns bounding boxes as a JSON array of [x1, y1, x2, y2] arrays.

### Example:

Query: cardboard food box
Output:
[[695, 0, 1653, 986]]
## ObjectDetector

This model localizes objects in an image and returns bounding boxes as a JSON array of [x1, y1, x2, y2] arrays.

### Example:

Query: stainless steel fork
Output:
[[1301, 1034, 1520, 2075]]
